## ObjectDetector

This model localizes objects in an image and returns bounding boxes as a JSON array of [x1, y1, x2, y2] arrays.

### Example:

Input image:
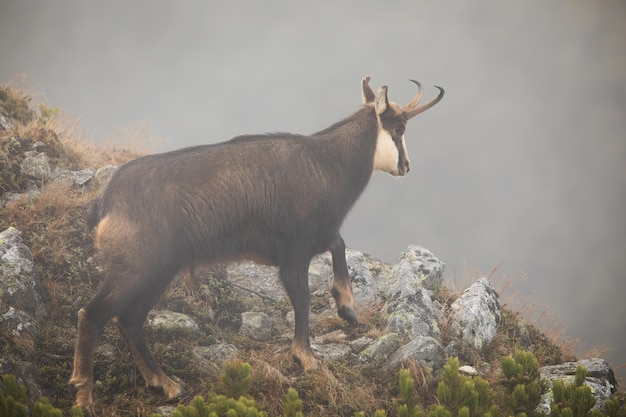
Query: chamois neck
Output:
[[313, 107, 376, 140], [312, 106, 378, 184]]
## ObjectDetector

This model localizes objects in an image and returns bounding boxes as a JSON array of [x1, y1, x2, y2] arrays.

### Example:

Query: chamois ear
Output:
[[361, 75, 376, 104], [375, 85, 389, 115]]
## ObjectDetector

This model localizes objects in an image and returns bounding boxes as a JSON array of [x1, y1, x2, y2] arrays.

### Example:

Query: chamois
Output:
[[71, 76, 444, 415]]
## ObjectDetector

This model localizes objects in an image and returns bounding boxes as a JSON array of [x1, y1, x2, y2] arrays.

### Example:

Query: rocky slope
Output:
[[0, 85, 620, 416]]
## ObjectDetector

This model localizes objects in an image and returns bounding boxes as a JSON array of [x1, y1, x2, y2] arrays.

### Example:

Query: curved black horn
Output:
[[404, 81, 444, 119]]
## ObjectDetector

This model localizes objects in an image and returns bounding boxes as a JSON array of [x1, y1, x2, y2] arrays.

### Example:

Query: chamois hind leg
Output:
[[116, 271, 184, 400], [279, 258, 317, 370], [329, 236, 358, 325], [70, 285, 117, 417]]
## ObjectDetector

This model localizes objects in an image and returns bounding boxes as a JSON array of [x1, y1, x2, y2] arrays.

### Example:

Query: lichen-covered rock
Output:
[[93, 165, 118, 189], [312, 343, 352, 362], [387, 336, 445, 371], [240, 311, 273, 341], [392, 246, 445, 291], [538, 358, 618, 413], [358, 333, 401, 366], [345, 248, 384, 305], [448, 277, 501, 350], [2, 307, 38, 343], [382, 251, 444, 341], [147, 310, 201, 334], [0, 227, 41, 321], [51, 167, 95, 188], [193, 342, 239, 373], [349, 336, 375, 354], [20, 151, 51, 181]]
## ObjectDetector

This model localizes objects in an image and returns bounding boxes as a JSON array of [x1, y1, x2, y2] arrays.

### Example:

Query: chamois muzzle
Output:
[[403, 80, 445, 119]]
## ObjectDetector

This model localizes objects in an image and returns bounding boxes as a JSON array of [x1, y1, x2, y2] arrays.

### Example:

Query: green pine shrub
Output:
[[0, 374, 28, 417], [550, 367, 595, 417], [0, 374, 65, 417], [171, 393, 268, 417], [283, 388, 303, 417], [395, 368, 424, 417], [602, 398, 625, 417], [221, 361, 253, 399], [432, 357, 498, 417], [501, 350, 549, 417]]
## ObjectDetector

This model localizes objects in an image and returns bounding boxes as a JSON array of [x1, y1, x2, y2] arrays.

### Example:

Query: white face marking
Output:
[[373, 128, 400, 175]]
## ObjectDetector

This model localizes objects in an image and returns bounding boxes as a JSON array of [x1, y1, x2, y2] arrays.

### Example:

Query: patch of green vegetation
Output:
[[0, 374, 67, 417], [2, 83, 623, 416], [501, 350, 549, 417]]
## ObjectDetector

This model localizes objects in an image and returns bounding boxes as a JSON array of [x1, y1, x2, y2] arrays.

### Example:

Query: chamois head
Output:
[[362, 76, 444, 176]]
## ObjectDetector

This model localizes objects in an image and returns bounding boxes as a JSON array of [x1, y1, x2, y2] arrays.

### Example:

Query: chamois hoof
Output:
[[292, 352, 319, 371], [337, 305, 359, 326]]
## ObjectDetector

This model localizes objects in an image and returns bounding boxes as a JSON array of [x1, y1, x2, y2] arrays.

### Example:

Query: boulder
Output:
[[93, 165, 118, 189], [192, 342, 239, 373], [20, 152, 51, 181], [240, 311, 273, 341], [447, 277, 501, 350], [147, 310, 201, 334], [51, 167, 95, 188], [0, 227, 42, 342], [358, 333, 401, 367], [382, 249, 444, 342], [387, 336, 446, 371], [538, 358, 618, 413]]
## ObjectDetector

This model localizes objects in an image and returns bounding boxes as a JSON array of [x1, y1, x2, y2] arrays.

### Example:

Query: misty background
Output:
[[1, 2, 624, 380]]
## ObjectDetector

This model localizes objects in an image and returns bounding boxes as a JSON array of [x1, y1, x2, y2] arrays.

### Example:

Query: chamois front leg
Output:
[[329, 236, 358, 325], [280, 259, 318, 370]]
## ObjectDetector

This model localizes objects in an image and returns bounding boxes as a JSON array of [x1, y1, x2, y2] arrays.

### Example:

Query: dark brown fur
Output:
[[70, 77, 443, 415]]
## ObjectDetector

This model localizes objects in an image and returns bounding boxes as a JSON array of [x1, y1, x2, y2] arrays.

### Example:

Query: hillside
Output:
[[0, 84, 622, 417]]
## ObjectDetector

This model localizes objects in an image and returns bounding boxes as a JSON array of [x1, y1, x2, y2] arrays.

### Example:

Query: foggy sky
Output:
[[1, 1, 624, 380]]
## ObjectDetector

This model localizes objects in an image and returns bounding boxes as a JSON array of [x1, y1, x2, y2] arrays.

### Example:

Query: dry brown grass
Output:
[[3, 82, 622, 416]]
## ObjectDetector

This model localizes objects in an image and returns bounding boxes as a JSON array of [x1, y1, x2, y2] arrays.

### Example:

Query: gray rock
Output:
[[240, 311, 273, 341], [227, 248, 385, 309], [0, 115, 10, 130], [393, 246, 445, 291], [383, 255, 443, 342], [387, 336, 445, 371], [51, 167, 95, 187], [0, 227, 41, 319], [459, 365, 479, 376], [349, 336, 375, 354], [155, 406, 177, 417], [2, 307, 37, 342], [228, 262, 284, 302], [20, 152, 51, 181], [147, 310, 201, 334], [0, 188, 40, 209], [358, 333, 401, 366], [193, 342, 239, 373], [538, 358, 618, 413], [345, 248, 384, 305], [312, 343, 352, 362], [313, 329, 347, 344], [93, 165, 118, 189], [448, 277, 501, 350]]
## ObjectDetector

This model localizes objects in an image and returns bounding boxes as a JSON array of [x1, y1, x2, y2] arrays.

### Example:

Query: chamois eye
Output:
[[393, 127, 405, 137]]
